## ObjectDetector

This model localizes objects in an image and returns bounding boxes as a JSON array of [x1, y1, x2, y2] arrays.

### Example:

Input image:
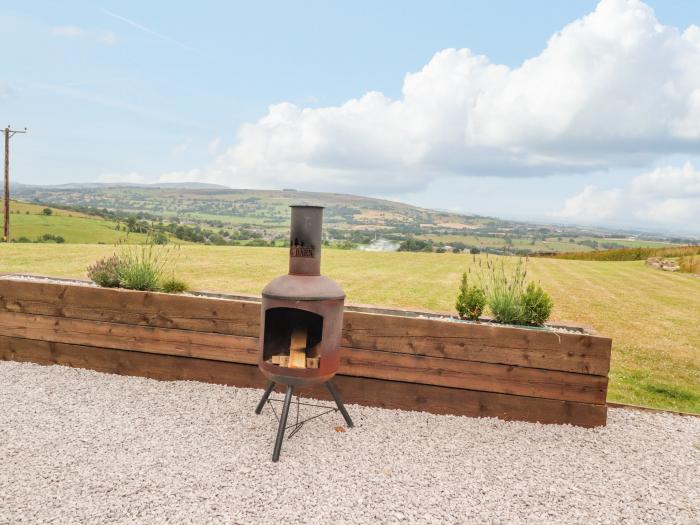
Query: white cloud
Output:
[[173, 139, 191, 154], [52, 26, 83, 38], [207, 138, 221, 154], [51, 25, 117, 45], [555, 162, 700, 230], [630, 161, 700, 197], [96, 31, 117, 45], [98, 169, 203, 185], [186, 0, 700, 195], [556, 186, 622, 219]]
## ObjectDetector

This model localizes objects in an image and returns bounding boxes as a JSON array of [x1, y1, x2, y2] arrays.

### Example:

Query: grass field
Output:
[[0, 244, 698, 414], [2, 201, 152, 244], [550, 245, 700, 261], [417, 233, 671, 253]]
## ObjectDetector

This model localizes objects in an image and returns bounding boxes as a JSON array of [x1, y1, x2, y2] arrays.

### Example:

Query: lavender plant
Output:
[[479, 258, 528, 324]]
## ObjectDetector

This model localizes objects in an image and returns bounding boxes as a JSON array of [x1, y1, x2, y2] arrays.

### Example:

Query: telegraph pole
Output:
[[3, 126, 27, 242]]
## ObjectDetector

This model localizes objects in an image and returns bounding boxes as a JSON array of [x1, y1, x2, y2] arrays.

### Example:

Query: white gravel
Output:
[[1, 361, 698, 524]]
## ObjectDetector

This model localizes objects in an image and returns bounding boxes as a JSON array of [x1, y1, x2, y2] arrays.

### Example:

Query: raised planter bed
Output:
[[0, 275, 612, 426]]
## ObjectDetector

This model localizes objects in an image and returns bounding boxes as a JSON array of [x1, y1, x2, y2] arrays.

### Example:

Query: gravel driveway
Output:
[[1, 361, 698, 524]]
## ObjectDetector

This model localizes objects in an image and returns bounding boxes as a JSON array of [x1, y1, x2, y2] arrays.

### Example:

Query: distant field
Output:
[[2, 201, 152, 244], [550, 245, 700, 261], [418, 234, 594, 252], [1, 244, 698, 414], [417, 233, 671, 253]]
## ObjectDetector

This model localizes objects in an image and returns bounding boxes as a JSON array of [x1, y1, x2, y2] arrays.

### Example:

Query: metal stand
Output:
[[255, 381, 276, 414], [326, 381, 354, 428], [272, 385, 294, 462], [255, 380, 353, 462]]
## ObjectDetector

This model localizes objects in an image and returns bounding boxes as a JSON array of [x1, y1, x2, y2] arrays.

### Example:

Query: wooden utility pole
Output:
[[3, 126, 27, 242]]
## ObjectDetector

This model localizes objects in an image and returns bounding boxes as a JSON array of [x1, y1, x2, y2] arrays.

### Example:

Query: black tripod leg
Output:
[[326, 381, 354, 428], [272, 385, 294, 462], [255, 381, 276, 414]]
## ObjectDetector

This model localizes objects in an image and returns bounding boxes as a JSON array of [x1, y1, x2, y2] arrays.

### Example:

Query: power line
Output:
[[3, 125, 28, 242]]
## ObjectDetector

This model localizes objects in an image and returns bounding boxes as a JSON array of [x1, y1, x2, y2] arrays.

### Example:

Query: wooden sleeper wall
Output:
[[0, 278, 612, 427]]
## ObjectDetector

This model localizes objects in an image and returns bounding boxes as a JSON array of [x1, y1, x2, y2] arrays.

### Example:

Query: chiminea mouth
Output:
[[262, 307, 323, 369]]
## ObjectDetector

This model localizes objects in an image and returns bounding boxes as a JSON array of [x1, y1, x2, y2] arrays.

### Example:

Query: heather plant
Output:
[[87, 255, 122, 288], [455, 272, 486, 321]]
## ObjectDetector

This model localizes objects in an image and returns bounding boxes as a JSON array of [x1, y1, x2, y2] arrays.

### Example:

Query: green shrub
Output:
[[117, 244, 169, 291], [160, 277, 189, 294], [521, 282, 553, 325], [87, 243, 187, 292], [37, 233, 65, 243], [480, 258, 527, 324], [476, 258, 555, 326], [151, 231, 169, 245], [455, 272, 486, 320], [87, 255, 122, 288]]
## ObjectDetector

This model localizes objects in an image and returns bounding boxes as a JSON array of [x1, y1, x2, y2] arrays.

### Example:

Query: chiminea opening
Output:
[[263, 307, 323, 369]]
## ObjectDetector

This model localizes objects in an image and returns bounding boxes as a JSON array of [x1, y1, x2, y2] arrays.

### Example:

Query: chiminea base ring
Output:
[[255, 380, 354, 462]]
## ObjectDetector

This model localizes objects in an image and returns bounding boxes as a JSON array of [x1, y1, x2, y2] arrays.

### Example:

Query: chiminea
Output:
[[254, 205, 353, 461]]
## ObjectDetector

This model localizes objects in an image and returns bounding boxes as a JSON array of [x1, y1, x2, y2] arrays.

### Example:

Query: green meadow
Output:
[[3, 201, 152, 244]]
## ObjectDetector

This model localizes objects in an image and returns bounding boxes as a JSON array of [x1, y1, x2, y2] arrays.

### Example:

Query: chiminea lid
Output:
[[262, 274, 345, 301]]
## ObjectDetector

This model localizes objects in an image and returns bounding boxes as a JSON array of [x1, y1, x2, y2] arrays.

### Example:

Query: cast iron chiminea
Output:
[[254, 205, 353, 461]]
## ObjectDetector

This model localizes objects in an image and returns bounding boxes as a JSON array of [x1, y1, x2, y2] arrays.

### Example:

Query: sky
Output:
[[2, 0, 700, 234]]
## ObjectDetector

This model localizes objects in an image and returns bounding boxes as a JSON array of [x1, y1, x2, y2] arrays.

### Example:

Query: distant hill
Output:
[[9, 183, 696, 252], [12, 181, 229, 190], [1, 200, 159, 244]]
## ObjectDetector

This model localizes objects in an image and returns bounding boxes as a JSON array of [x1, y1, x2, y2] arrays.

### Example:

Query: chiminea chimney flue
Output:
[[289, 205, 323, 276]]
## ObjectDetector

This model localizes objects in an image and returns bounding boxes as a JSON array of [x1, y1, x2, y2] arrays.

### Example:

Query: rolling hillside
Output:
[[10, 183, 693, 252], [2, 201, 154, 244]]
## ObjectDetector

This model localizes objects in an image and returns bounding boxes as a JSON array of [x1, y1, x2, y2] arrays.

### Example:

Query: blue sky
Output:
[[2, 0, 700, 233]]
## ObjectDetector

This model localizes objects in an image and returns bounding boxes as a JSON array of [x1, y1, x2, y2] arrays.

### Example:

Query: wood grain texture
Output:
[[0, 310, 606, 403], [0, 279, 612, 376], [0, 310, 259, 364], [0, 336, 607, 427], [343, 311, 612, 376], [339, 346, 607, 404], [0, 279, 261, 336]]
